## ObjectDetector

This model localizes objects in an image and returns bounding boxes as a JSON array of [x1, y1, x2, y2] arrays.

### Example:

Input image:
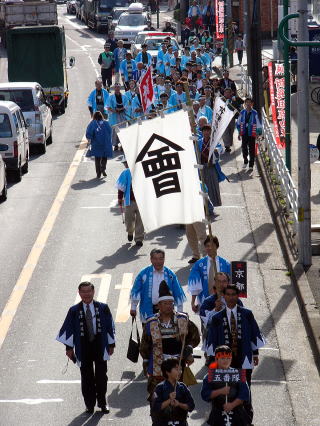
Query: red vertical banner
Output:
[[139, 66, 154, 112], [215, 0, 224, 40], [268, 61, 286, 149]]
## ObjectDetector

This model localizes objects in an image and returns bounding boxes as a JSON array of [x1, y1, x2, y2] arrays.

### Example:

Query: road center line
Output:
[[0, 137, 88, 351]]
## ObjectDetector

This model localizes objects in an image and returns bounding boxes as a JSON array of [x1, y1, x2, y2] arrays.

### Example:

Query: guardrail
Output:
[[239, 67, 298, 230]]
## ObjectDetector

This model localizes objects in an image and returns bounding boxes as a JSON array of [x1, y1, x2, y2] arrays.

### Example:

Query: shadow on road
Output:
[[93, 243, 146, 272], [67, 411, 104, 426], [71, 178, 106, 190]]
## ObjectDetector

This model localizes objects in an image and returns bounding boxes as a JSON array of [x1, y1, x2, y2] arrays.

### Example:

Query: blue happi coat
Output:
[[56, 301, 115, 367], [119, 59, 137, 82], [113, 47, 127, 72], [135, 51, 153, 66], [85, 120, 113, 158], [205, 306, 266, 369], [87, 88, 109, 115], [156, 50, 171, 76], [188, 255, 231, 305], [107, 93, 130, 126], [130, 265, 186, 321], [116, 168, 132, 206]]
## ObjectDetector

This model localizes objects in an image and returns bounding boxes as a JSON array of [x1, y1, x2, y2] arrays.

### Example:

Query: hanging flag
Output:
[[117, 110, 205, 232], [268, 61, 286, 149], [215, 0, 225, 40], [139, 66, 154, 112], [209, 97, 235, 160]]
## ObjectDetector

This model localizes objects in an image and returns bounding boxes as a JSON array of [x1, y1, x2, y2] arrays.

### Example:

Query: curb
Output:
[[256, 151, 320, 370]]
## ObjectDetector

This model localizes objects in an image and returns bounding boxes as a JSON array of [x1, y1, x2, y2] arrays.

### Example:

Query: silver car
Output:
[[114, 3, 150, 46], [0, 143, 8, 202]]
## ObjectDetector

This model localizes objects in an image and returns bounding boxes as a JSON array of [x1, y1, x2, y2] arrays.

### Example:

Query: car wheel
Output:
[[39, 140, 47, 154], [47, 128, 53, 145], [0, 176, 7, 202], [13, 162, 22, 182], [22, 153, 29, 174]]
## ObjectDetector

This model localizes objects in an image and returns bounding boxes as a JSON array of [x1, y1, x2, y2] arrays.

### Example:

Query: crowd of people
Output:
[[56, 11, 265, 425]]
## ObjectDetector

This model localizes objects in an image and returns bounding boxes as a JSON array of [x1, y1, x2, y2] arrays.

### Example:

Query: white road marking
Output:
[[80, 206, 109, 209], [115, 273, 133, 323], [74, 274, 111, 304], [260, 347, 279, 351], [65, 34, 99, 77], [94, 37, 105, 45], [0, 399, 63, 404], [97, 274, 111, 303], [0, 136, 88, 350]]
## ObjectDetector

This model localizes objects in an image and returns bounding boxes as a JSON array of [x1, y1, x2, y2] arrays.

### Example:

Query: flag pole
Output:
[[183, 82, 215, 244]]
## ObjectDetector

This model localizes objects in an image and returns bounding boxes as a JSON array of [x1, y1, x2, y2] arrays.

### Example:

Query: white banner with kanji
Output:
[[209, 97, 235, 160], [118, 110, 205, 232]]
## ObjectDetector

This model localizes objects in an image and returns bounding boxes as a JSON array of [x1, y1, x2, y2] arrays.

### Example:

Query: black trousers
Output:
[[241, 135, 256, 167], [80, 359, 108, 409], [94, 157, 107, 177], [101, 68, 112, 88], [237, 50, 243, 64]]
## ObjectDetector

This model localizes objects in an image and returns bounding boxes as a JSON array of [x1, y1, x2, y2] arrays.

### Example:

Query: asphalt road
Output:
[[0, 6, 320, 426]]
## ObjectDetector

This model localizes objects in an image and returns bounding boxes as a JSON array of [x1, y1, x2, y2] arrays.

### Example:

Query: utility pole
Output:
[[226, 0, 234, 67], [297, 0, 312, 266], [249, 0, 263, 115], [243, 0, 252, 78]]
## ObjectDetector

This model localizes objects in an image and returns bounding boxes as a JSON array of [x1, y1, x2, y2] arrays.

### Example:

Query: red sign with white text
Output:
[[215, 0, 224, 40], [139, 66, 154, 112], [268, 61, 286, 149]]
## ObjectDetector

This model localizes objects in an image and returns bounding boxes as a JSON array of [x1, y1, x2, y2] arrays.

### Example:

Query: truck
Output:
[[80, 0, 129, 33], [6, 25, 71, 114], [0, 1, 57, 47]]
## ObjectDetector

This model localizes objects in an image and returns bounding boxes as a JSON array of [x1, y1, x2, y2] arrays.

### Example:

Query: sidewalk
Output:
[[228, 45, 320, 368]]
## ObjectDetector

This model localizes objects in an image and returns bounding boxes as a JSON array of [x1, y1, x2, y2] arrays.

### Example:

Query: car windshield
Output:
[[99, 0, 128, 10], [0, 114, 12, 138], [0, 89, 34, 112], [145, 38, 179, 51], [113, 9, 125, 19], [118, 14, 146, 26]]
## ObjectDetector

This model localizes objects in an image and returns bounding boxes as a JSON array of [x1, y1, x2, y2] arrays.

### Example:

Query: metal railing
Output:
[[259, 109, 298, 229], [239, 67, 298, 229]]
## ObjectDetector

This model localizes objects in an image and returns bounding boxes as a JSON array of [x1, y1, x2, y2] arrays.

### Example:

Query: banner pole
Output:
[[183, 82, 213, 240]]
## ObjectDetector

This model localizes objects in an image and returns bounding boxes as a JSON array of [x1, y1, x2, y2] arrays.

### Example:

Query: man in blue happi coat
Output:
[[56, 282, 115, 414], [188, 235, 231, 313], [130, 248, 186, 323], [87, 79, 109, 118]]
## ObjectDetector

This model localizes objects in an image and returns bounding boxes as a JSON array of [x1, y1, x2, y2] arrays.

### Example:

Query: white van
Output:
[[0, 82, 53, 154], [0, 101, 29, 182], [115, 3, 151, 46]]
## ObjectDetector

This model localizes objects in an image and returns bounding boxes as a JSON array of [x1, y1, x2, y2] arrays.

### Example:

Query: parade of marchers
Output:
[[56, 10, 265, 426]]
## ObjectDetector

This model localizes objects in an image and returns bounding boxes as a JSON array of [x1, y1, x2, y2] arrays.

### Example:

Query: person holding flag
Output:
[[151, 358, 195, 426], [116, 155, 144, 246], [201, 345, 250, 425]]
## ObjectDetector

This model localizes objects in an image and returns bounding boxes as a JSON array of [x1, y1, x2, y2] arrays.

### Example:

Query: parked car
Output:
[[143, 36, 180, 65], [0, 101, 29, 182], [109, 7, 127, 30], [67, 0, 77, 14], [114, 3, 151, 47], [0, 82, 53, 154], [0, 143, 8, 202], [131, 31, 176, 57]]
